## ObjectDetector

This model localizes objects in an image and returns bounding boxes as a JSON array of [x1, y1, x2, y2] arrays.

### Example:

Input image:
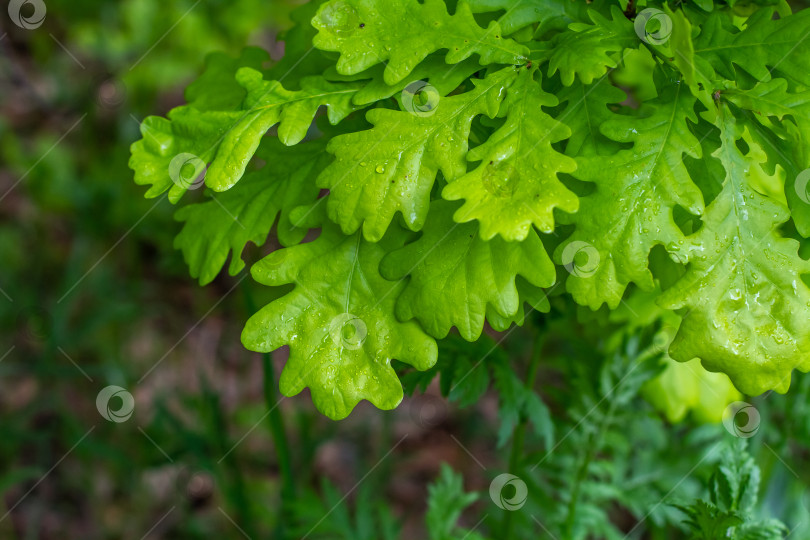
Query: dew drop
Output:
[[729, 288, 742, 301], [319, 1, 360, 36], [482, 161, 519, 198]]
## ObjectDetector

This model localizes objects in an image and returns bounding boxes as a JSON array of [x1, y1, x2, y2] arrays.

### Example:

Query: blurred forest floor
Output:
[[0, 2, 502, 538]]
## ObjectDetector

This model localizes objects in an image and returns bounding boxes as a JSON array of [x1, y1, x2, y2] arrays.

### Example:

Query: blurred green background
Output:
[[2, 1, 810, 539]]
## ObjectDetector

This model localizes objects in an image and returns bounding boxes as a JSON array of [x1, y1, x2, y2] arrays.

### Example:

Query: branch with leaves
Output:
[[130, 0, 810, 422]]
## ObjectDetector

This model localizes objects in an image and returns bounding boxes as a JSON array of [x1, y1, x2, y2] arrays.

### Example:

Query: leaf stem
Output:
[[502, 330, 545, 540], [241, 281, 296, 535], [565, 434, 597, 537], [262, 351, 296, 500], [565, 388, 619, 537]]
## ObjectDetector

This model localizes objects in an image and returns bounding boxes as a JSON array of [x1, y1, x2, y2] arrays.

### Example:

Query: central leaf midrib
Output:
[[251, 88, 360, 113], [598, 86, 685, 255]]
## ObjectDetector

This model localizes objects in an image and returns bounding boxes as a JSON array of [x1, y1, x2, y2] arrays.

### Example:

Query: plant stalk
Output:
[[502, 332, 545, 540], [241, 282, 296, 535]]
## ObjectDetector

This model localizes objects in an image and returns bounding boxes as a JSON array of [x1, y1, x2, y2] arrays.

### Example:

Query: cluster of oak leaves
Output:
[[130, 0, 810, 419]]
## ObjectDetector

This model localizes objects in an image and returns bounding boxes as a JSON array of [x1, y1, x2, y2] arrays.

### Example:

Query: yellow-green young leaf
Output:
[[667, 6, 715, 109], [129, 48, 268, 203], [724, 78, 810, 149], [608, 287, 742, 423], [547, 6, 636, 86], [206, 68, 361, 192], [380, 200, 554, 341], [317, 67, 518, 242], [695, 8, 810, 88], [130, 0, 810, 417], [346, 56, 482, 107], [485, 278, 551, 332], [643, 357, 742, 424], [131, 110, 241, 203], [558, 83, 705, 310], [556, 80, 627, 157], [130, 62, 362, 202], [725, 80, 810, 234], [311, 0, 528, 85], [241, 224, 437, 420], [735, 96, 810, 238], [659, 107, 810, 395], [442, 67, 577, 241], [174, 139, 326, 285]]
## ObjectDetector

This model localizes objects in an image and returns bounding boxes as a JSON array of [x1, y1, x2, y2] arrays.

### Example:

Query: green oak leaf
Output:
[[485, 278, 551, 332], [130, 62, 362, 202], [667, 6, 716, 110], [129, 48, 268, 203], [443, 67, 577, 241], [694, 8, 810, 88], [206, 68, 361, 192], [311, 0, 528, 85], [466, 0, 587, 36], [725, 80, 810, 236], [739, 119, 810, 241], [684, 117, 726, 212], [559, 83, 705, 309], [556, 79, 628, 157], [347, 56, 482, 107], [547, 6, 636, 86], [317, 67, 517, 242], [130, 1, 810, 416], [174, 139, 326, 285], [380, 200, 554, 341], [724, 79, 810, 143], [242, 223, 438, 419], [659, 107, 810, 395]]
